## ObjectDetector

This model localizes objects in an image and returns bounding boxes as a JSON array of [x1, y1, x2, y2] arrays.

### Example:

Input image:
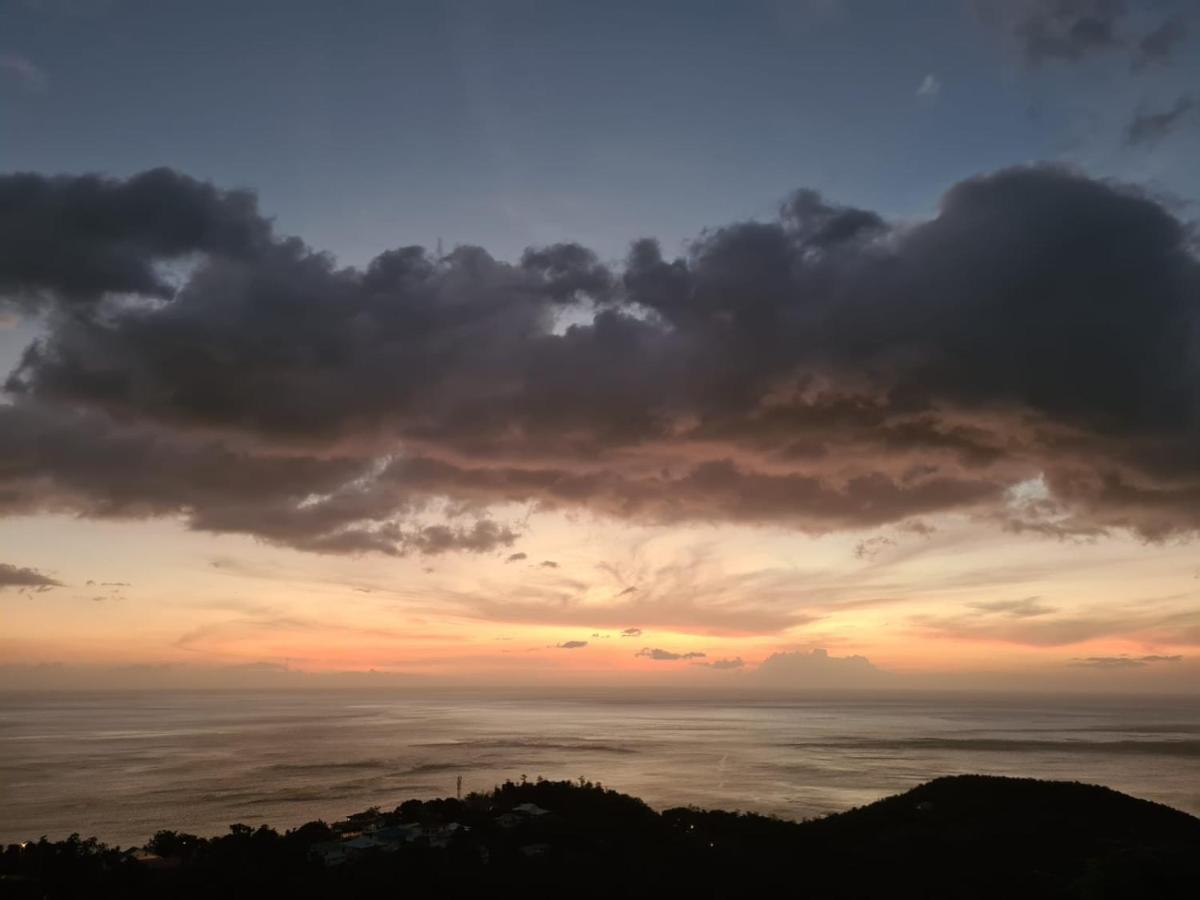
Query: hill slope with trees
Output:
[[3, 775, 1197, 898]]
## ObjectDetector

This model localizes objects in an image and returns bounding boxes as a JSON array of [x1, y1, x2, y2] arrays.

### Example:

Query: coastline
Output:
[[5, 775, 1198, 899]]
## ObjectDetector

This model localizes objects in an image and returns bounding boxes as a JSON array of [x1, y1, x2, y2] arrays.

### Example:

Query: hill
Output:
[[2, 775, 1197, 898]]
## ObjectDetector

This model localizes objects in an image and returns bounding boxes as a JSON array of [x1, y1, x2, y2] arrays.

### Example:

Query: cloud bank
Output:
[[1, 165, 1199, 554], [754, 648, 885, 686]]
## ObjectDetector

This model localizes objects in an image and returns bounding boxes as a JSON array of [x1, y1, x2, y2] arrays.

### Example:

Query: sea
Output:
[[2, 689, 1198, 847]]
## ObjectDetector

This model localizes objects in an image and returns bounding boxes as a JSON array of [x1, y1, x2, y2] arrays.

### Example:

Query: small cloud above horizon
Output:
[[636, 647, 706, 661]]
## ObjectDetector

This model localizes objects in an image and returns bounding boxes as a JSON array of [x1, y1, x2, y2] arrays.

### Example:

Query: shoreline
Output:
[[4, 775, 1198, 898]]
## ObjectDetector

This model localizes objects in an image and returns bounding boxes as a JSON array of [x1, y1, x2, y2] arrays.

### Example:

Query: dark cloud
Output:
[[519, 243, 613, 303], [977, 0, 1127, 63], [0, 401, 517, 556], [505, 552, 528, 563], [699, 657, 745, 670], [0, 562, 61, 589], [556, 640, 588, 649], [1126, 95, 1195, 145], [620, 627, 642, 637], [2, 165, 1200, 553], [403, 521, 518, 556], [0, 168, 268, 308], [636, 647, 706, 661], [1071, 654, 1183, 668], [539, 560, 559, 569]]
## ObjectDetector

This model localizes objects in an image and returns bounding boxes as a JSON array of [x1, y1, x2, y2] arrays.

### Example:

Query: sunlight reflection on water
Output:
[[2, 689, 1198, 845]]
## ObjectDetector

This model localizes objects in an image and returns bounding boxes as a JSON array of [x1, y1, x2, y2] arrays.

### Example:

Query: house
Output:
[[314, 835, 403, 861], [373, 823, 424, 843], [310, 841, 353, 866], [494, 813, 522, 829], [426, 822, 468, 848], [129, 850, 180, 871], [343, 836, 386, 851]]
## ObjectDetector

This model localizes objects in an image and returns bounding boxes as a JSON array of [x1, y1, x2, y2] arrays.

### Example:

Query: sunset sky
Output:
[[3, 0, 1199, 692]]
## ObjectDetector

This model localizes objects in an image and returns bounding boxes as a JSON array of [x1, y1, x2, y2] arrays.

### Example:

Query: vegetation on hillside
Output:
[[2, 775, 1197, 898]]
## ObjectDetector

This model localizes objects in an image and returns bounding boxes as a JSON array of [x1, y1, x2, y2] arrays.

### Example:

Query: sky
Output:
[[2, 0, 1200, 692]]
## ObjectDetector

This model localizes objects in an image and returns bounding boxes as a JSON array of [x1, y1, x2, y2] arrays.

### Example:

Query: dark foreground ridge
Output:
[[3, 775, 1198, 899]]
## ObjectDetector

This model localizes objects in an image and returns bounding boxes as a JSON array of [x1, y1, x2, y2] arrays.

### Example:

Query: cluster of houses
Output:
[[310, 801, 551, 866]]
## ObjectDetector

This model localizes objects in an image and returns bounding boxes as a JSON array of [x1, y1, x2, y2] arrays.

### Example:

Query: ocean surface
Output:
[[2, 689, 1198, 846]]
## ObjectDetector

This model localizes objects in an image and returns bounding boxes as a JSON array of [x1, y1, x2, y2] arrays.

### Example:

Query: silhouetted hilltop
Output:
[[3, 775, 1197, 898], [675, 775, 1200, 898]]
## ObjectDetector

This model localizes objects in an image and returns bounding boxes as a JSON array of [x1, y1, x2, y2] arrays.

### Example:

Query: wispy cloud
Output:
[[854, 535, 895, 559], [966, 596, 1056, 618], [399, 549, 822, 636], [0, 53, 48, 92], [913, 596, 1200, 648], [1126, 96, 1195, 145], [1071, 654, 1183, 669], [173, 611, 453, 658]]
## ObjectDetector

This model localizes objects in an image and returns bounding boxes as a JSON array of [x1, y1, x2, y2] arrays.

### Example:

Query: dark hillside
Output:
[[3, 775, 1197, 899]]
